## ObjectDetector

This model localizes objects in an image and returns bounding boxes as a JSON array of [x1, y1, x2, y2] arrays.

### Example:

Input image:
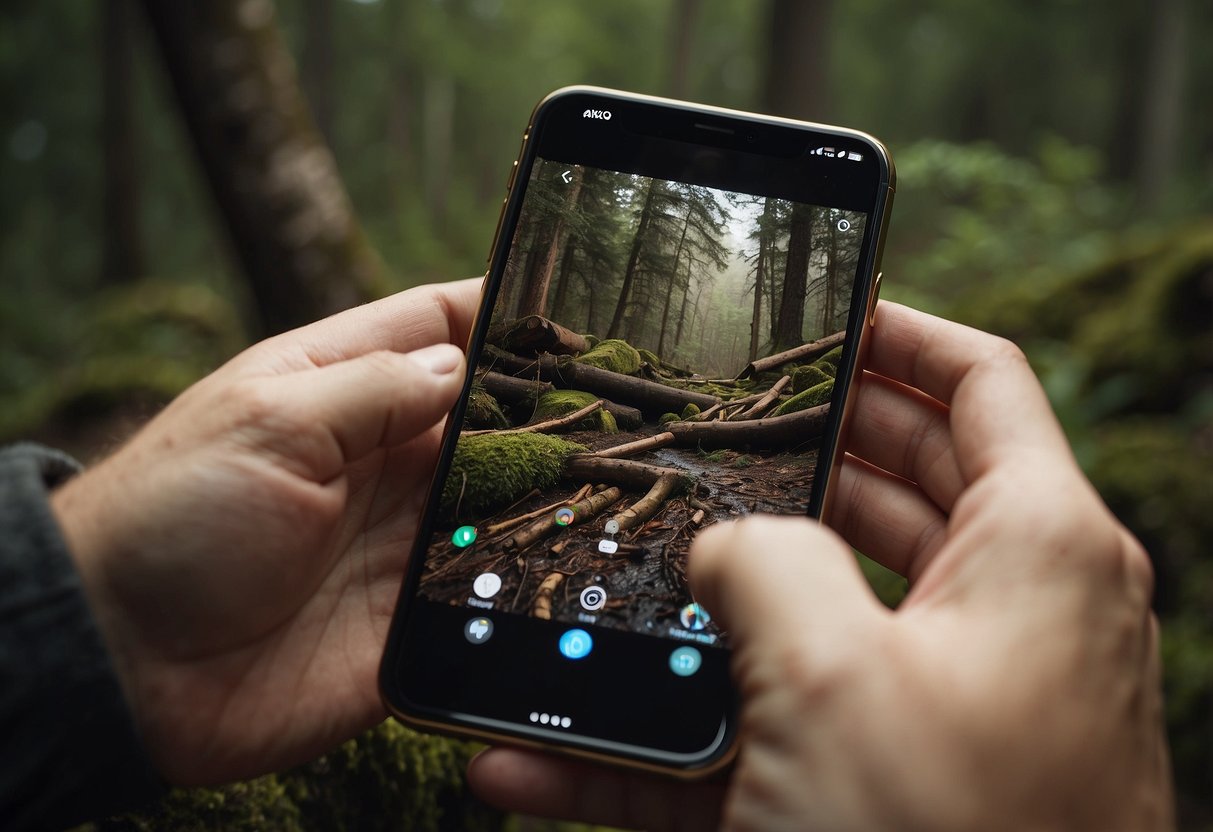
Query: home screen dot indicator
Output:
[[451, 525, 477, 548], [558, 628, 593, 659], [553, 507, 576, 526]]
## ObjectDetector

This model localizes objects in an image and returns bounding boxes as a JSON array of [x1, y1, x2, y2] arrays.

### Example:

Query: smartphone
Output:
[[380, 86, 894, 776]]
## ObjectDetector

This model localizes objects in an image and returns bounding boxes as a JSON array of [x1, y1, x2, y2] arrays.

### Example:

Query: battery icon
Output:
[[847, 151, 863, 161]]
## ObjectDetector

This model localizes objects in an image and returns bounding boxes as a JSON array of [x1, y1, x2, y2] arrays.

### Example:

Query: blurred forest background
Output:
[[2, 0, 1210, 829]]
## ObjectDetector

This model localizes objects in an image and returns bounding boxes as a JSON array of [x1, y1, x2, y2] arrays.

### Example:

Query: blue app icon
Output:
[[669, 646, 702, 677], [559, 628, 593, 660]]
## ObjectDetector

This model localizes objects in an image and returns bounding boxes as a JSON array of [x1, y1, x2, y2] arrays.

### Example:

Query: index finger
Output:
[[866, 301, 1075, 482]]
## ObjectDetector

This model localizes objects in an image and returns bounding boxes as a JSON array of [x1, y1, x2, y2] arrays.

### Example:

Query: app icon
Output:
[[669, 646, 702, 677], [553, 507, 576, 526], [473, 572, 502, 599], [558, 628, 593, 660], [464, 617, 494, 644], [579, 585, 607, 611], [597, 539, 619, 554], [451, 525, 477, 548], [603, 519, 620, 535], [679, 602, 711, 631]]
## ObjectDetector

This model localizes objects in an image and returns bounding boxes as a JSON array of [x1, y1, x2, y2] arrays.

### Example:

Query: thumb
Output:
[[690, 516, 885, 668], [262, 342, 465, 477]]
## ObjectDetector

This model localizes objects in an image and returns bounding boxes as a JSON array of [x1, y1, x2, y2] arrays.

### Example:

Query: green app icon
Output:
[[451, 525, 478, 548]]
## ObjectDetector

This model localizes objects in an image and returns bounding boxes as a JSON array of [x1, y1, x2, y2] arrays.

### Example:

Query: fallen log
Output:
[[666, 403, 831, 450], [737, 375, 791, 419], [612, 471, 683, 531], [738, 331, 845, 378], [478, 370, 554, 405], [564, 455, 686, 491], [502, 315, 588, 356], [503, 486, 624, 552], [494, 351, 719, 416], [480, 484, 593, 537], [593, 432, 675, 459], [462, 399, 604, 436], [532, 572, 565, 619]]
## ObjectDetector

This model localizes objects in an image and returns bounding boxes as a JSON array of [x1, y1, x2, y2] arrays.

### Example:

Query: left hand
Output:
[[52, 278, 480, 785]]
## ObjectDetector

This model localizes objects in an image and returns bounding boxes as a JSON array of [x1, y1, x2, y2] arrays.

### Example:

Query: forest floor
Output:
[[420, 424, 819, 642]]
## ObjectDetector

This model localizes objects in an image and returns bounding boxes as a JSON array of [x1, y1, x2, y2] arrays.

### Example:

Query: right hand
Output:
[[468, 301, 1173, 832]]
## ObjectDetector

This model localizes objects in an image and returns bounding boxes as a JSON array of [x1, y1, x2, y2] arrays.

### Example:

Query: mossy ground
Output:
[[772, 379, 835, 416], [574, 339, 642, 375], [440, 432, 585, 520], [532, 390, 618, 433]]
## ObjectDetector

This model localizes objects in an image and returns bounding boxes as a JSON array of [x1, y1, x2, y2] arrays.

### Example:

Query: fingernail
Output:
[[410, 343, 463, 375]]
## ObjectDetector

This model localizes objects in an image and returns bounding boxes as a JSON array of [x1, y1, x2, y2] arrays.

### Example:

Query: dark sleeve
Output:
[[0, 444, 164, 831]]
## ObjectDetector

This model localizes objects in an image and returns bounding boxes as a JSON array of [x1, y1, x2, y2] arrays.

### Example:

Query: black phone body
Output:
[[381, 87, 894, 777]]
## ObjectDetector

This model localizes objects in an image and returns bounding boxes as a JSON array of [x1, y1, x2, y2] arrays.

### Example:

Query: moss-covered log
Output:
[[494, 351, 719, 416], [440, 433, 584, 519], [771, 378, 835, 416], [666, 403, 831, 450], [575, 338, 642, 374]]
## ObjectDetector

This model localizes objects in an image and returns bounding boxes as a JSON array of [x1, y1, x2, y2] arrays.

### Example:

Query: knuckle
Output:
[[981, 334, 1029, 368]]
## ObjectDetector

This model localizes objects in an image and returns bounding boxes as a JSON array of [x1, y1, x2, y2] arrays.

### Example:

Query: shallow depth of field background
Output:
[[2, 1, 1210, 829]]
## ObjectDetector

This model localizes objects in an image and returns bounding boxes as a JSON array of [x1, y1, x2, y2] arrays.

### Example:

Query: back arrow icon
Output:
[[561, 170, 573, 183]]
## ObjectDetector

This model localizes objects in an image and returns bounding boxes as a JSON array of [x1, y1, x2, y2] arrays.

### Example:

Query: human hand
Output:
[[468, 301, 1173, 831], [51, 278, 480, 785]]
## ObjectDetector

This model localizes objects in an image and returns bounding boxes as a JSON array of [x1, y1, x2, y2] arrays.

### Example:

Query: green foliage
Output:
[[465, 387, 509, 430], [87, 721, 502, 832], [772, 379, 835, 417], [532, 390, 618, 433], [440, 433, 585, 520], [791, 364, 832, 393], [680, 402, 701, 419], [574, 339, 642, 375]]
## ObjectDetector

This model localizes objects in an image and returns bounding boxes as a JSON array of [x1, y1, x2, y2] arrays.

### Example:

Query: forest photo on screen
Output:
[[419, 159, 867, 644]]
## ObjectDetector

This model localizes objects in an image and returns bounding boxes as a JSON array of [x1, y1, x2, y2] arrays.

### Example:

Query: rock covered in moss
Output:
[[658, 412, 680, 425], [811, 346, 843, 377], [464, 387, 509, 430], [680, 403, 701, 419], [791, 364, 832, 393], [532, 390, 618, 433], [574, 339, 642, 375], [772, 379, 835, 416], [440, 432, 585, 519]]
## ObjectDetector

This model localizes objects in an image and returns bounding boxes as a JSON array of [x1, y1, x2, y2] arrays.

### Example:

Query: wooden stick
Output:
[[503, 486, 624, 552], [738, 330, 845, 378], [737, 375, 791, 419], [666, 403, 831, 450], [480, 484, 592, 537], [593, 432, 676, 459], [462, 399, 604, 436], [532, 572, 565, 619], [612, 472, 684, 532]]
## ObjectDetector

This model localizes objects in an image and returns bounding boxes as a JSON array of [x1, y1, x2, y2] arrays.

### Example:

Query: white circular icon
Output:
[[604, 519, 620, 535], [580, 585, 608, 611], [837, 218, 851, 232], [473, 572, 502, 599]]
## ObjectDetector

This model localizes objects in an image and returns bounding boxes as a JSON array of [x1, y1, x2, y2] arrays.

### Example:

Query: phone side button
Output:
[[487, 196, 509, 265], [868, 272, 883, 326]]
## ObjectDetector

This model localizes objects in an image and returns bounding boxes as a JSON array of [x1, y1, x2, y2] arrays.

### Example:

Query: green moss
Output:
[[533, 390, 618, 433], [658, 412, 680, 425], [90, 721, 503, 832], [637, 348, 662, 368], [464, 387, 509, 430], [440, 432, 585, 519], [574, 339, 642, 375], [811, 346, 843, 377], [680, 403, 700, 419], [582, 333, 600, 348], [771, 379, 835, 416], [791, 364, 832, 393]]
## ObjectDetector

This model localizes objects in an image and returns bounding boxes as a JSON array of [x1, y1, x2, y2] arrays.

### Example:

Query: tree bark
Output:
[[773, 201, 814, 352], [748, 200, 771, 363], [501, 315, 589, 356], [612, 472, 683, 531], [666, 403, 830, 450], [139, 0, 382, 336], [101, 0, 143, 285], [301, 0, 334, 143], [761, 0, 832, 120], [665, 0, 702, 99], [739, 330, 844, 378], [494, 352, 720, 416], [593, 432, 676, 459], [477, 371, 555, 406]]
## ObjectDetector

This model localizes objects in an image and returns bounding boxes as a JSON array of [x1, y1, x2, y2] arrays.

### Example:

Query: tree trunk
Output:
[[666, 403, 830, 450], [607, 179, 659, 338], [665, 0, 702, 99], [494, 352, 719, 415], [761, 0, 832, 120], [518, 166, 584, 318], [501, 315, 589, 356], [101, 0, 143, 285], [773, 201, 813, 352], [748, 198, 772, 362], [739, 330, 844, 378], [139, 0, 382, 336], [301, 0, 334, 143], [657, 209, 693, 356], [821, 212, 838, 333], [1135, 0, 1187, 209]]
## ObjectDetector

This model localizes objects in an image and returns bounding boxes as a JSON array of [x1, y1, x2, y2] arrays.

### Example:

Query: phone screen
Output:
[[383, 89, 891, 771]]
